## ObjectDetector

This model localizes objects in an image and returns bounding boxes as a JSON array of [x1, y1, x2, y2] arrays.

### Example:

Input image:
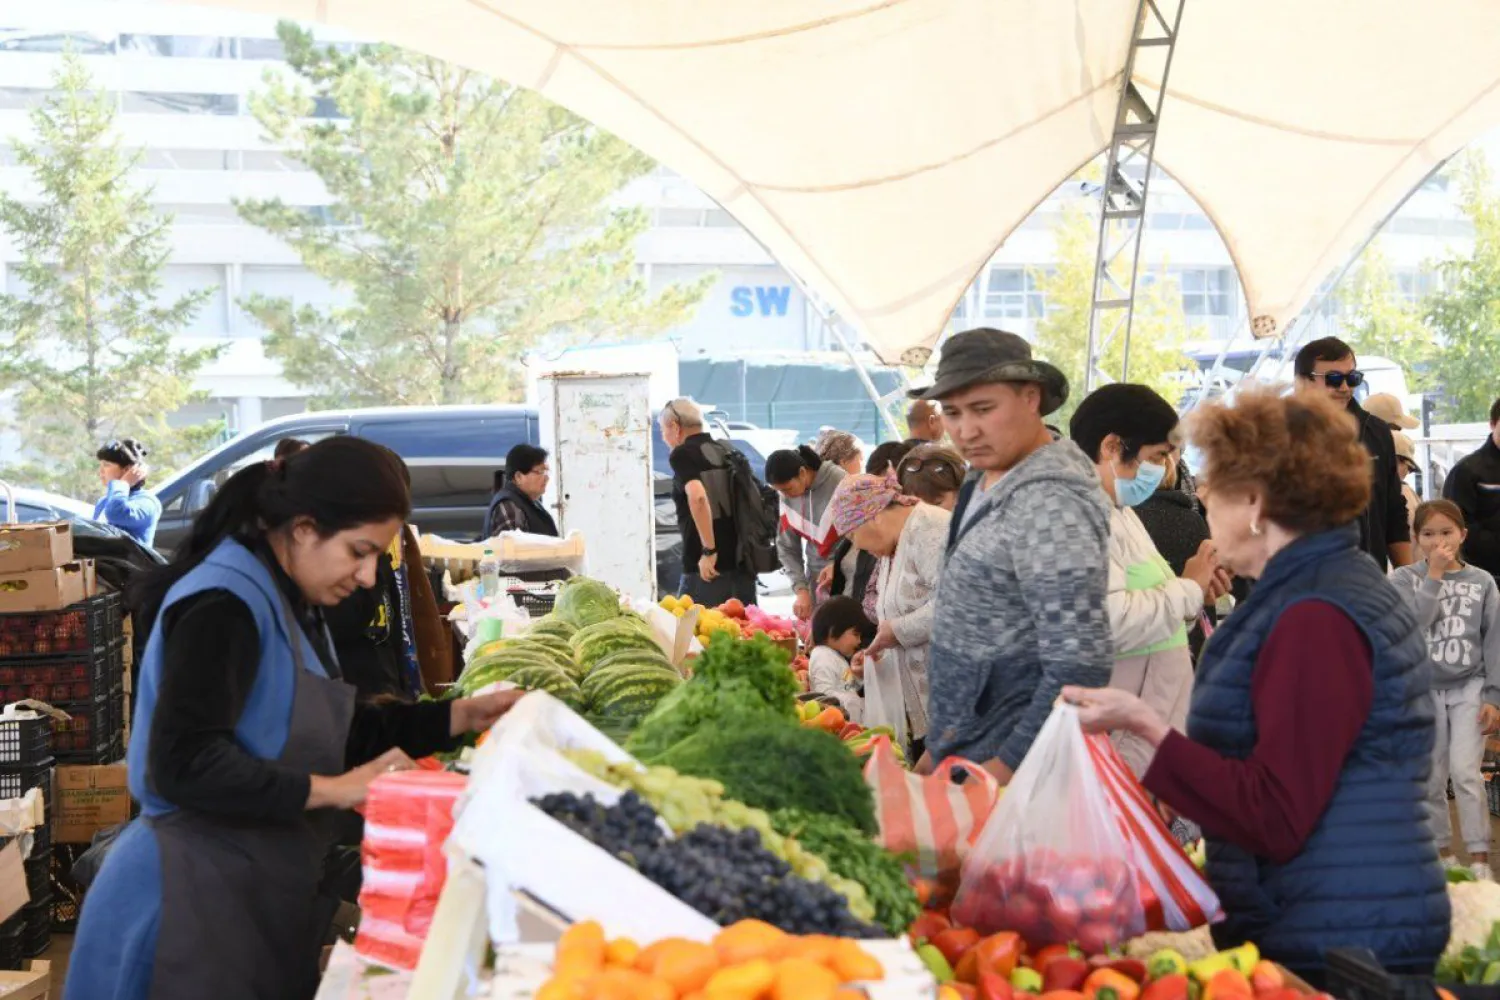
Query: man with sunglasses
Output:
[[1294, 337, 1412, 570]]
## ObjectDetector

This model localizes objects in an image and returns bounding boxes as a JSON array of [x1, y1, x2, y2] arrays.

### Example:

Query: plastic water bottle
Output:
[[478, 548, 501, 601]]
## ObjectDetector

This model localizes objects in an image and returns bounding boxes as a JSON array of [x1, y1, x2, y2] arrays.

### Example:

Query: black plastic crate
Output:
[[19, 897, 48, 958], [1488, 769, 1500, 817], [23, 851, 47, 900], [507, 587, 556, 618], [0, 593, 122, 660], [0, 922, 21, 972], [0, 763, 50, 810], [51, 692, 117, 761], [49, 845, 83, 932], [0, 638, 125, 705], [0, 714, 49, 769]]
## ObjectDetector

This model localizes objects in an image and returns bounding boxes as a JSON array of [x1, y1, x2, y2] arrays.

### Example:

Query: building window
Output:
[[310, 96, 344, 120], [238, 37, 286, 60], [1176, 268, 1233, 317], [157, 204, 242, 224], [1395, 269, 1437, 304], [118, 34, 230, 59], [240, 151, 311, 172], [122, 92, 239, 115], [0, 31, 113, 54], [0, 88, 51, 110], [984, 268, 1046, 319], [141, 149, 235, 170]]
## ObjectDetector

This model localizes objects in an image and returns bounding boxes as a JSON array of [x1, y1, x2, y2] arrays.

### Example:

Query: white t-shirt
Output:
[[807, 645, 862, 723]]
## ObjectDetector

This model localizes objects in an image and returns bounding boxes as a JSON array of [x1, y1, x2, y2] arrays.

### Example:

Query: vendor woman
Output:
[[1064, 386, 1449, 984], [68, 437, 520, 1000]]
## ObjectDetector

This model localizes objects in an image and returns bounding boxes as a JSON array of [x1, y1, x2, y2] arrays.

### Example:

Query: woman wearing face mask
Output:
[[67, 437, 521, 1000], [1070, 384, 1229, 778]]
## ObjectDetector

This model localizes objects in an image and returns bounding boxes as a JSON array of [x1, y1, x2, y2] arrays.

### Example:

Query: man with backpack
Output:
[[660, 397, 773, 604]]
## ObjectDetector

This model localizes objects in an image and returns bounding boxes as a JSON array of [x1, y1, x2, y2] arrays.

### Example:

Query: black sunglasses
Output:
[[1312, 370, 1364, 389]]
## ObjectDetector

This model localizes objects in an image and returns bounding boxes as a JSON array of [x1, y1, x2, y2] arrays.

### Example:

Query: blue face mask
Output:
[[1114, 460, 1166, 507]]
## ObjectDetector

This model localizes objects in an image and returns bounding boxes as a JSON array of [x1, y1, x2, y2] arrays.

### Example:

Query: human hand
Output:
[[1060, 685, 1169, 746], [307, 747, 416, 811], [122, 464, 147, 487], [849, 650, 866, 678], [817, 563, 835, 592], [913, 751, 935, 776], [1206, 567, 1234, 604], [698, 552, 719, 582], [450, 689, 526, 737], [980, 758, 1014, 786], [1482, 702, 1500, 735], [1428, 542, 1458, 579], [792, 588, 813, 621], [866, 620, 898, 658], [1182, 539, 1219, 596]]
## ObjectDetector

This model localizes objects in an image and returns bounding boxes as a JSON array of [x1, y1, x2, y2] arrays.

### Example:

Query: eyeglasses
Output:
[[899, 457, 962, 483], [1310, 370, 1364, 389]]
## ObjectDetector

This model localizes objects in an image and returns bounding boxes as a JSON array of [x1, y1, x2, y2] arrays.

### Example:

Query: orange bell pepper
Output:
[[1139, 974, 1189, 1000], [1200, 969, 1253, 1000], [973, 932, 1026, 980], [1082, 968, 1141, 1000]]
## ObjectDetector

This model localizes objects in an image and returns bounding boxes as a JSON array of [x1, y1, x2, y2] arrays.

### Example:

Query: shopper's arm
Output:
[[683, 480, 716, 552], [995, 485, 1113, 774], [887, 515, 946, 648], [777, 513, 808, 591], [96, 481, 160, 537], [1392, 567, 1444, 631], [149, 592, 312, 823], [345, 700, 457, 765], [1141, 600, 1373, 864], [1106, 518, 1203, 653]]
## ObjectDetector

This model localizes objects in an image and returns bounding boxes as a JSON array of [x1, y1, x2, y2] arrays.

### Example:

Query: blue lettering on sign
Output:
[[730, 286, 793, 318]]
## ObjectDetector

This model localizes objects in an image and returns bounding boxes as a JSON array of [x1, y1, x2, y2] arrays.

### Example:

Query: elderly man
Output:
[[660, 397, 759, 605], [916, 328, 1113, 781]]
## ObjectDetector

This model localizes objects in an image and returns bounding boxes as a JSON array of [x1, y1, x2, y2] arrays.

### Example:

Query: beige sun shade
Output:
[[192, 0, 1500, 364]]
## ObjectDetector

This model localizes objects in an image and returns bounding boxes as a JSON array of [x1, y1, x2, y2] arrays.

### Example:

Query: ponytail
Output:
[[765, 445, 824, 486], [130, 436, 411, 635]]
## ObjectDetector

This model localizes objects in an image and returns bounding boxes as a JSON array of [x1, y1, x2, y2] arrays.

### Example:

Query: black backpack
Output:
[[700, 440, 779, 574]]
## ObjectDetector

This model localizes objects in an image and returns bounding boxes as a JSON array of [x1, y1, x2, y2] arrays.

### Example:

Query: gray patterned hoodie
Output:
[[927, 437, 1114, 769]]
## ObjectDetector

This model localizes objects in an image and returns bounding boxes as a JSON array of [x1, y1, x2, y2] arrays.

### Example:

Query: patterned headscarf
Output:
[[829, 472, 918, 538]]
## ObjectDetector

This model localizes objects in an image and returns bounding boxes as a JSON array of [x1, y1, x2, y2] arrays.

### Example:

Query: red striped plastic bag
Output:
[[863, 735, 1001, 903], [1085, 730, 1223, 931]]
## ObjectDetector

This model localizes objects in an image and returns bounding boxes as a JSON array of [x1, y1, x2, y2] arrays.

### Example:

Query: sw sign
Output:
[[730, 285, 793, 318]]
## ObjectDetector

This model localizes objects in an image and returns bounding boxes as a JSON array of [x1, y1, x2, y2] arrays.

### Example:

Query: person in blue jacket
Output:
[[67, 437, 522, 1000], [93, 438, 162, 548]]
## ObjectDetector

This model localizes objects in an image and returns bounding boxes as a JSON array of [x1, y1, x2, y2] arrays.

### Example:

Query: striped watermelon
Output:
[[459, 650, 563, 695], [583, 659, 681, 718], [527, 616, 577, 642], [505, 664, 584, 709], [571, 620, 664, 673]]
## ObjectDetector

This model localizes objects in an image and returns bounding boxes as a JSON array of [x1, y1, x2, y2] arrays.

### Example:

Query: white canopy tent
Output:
[[179, 0, 1500, 366]]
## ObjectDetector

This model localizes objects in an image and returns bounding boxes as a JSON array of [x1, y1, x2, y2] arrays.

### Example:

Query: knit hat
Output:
[[96, 438, 148, 468]]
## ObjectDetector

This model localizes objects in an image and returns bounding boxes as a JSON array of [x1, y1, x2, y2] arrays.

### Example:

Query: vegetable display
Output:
[[553, 576, 623, 630], [771, 808, 920, 937], [533, 791, 880, 937]]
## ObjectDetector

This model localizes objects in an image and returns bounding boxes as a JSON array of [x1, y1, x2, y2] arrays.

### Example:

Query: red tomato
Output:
[[933, 927, 982, 968], [1074, 921, 1118, 956], [909, 910, 952, 944], [1045, 896, 1082, 936], [1001, 894, 1042, 933], [1080, 888, 1116, 925]]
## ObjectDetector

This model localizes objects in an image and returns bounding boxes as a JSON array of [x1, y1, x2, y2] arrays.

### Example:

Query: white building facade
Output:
[[0, 0, 1482, 447]]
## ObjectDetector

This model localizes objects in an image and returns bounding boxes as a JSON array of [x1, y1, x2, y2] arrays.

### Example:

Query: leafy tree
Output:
[[237, 23, 709, 407], [1336, 239, 1437, 391], [1031, 186, 1199, 426], [1426, 151, 1500, 422], [0, 52, 222, 499]]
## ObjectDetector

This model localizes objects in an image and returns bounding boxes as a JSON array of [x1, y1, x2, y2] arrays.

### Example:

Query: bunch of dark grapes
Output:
[[532, 792, 880, 938]]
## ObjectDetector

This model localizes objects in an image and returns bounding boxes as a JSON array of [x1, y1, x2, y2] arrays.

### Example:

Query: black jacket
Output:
[[1135, 487, 1210, 578], [1350, 400, 1410, 571], [483, 483, 559, 539], [1444, 436, 1500, 579]]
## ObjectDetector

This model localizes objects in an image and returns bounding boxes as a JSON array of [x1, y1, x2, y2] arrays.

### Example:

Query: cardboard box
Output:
[[0, 524, 72, 575], [0, 563, 90, 614], [56, 764, 130, 844], [0, 961, 49, 1000]]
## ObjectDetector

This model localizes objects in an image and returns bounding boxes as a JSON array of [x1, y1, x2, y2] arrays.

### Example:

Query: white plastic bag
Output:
[[861, 649, 908, 750]]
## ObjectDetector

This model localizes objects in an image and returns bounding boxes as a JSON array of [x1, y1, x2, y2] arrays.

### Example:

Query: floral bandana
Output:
[[829, 472, 918, 538]]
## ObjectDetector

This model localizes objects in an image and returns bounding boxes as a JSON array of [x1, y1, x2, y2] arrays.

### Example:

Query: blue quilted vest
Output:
[[1189, 525, 1449, 976], [128, 538, 331, 817]]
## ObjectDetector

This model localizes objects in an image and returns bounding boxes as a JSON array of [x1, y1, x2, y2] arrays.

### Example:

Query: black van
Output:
[[153, 406, 540, 553]]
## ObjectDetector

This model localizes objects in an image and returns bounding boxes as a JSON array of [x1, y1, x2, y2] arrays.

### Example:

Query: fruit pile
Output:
[[796, 703, 905, 763], [534, 791, 881, 937], [657, 596, 799, 645], [536, 919, 884, 1000], [912, 918, 1324, 1000], [951, 851, 1140, 951]]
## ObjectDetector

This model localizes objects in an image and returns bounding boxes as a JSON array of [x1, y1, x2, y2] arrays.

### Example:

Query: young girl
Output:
[[1392, 499, 1500, 880], [808, 596, 875, 723]]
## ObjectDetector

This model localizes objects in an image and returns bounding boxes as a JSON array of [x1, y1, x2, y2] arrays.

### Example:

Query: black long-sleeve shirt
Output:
[[1444, 436, 1500, 580], [148, 588, 455, 825]]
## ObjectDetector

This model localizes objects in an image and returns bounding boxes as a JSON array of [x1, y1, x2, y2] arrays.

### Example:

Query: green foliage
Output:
[[0, 53, 223, 498], [1031, 175, 1200, 426], [1337, 239, 1437, 392], [236, 23, 710, 407], [772, 807, 919, 935], [1426, 151, 1500, 422], [552, 576, 622, 630]]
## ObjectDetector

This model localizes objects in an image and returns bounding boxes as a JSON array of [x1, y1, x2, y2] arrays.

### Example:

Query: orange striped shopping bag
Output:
[[1085, 731, 1223, 931], [863, 735, 1001, 903]]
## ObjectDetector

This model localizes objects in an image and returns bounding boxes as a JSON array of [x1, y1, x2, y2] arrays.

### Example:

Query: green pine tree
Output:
[[236, 23, 710, 407], [0, 52, 223, 500], [1426, 151, 1500, 422]]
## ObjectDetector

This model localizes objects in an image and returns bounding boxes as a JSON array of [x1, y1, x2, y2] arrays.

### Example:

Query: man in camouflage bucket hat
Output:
[[914, 328, 1113, 781]]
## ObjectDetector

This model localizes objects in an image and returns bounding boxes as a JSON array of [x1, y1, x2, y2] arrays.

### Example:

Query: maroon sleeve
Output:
[[1142, 600, 1375, 864]]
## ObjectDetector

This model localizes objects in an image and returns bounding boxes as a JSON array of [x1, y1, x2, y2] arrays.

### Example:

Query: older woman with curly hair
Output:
[[1065, 386, 1448, 984]]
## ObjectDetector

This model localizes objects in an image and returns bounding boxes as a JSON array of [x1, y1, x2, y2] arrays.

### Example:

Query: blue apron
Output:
[[66, 545, 355, 1000]]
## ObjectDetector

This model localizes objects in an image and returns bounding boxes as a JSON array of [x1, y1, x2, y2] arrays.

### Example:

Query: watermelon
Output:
[[571, 620, 665, 672], [528, 616, 576, 642], [505, 664, 585, 709], [585, 665, 682, 725], [459, 650, 565, 694], [553, 577, 621, 630]]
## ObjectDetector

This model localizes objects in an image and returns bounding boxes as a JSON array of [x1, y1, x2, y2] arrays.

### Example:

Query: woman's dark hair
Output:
[[1414, 498, 1466, 535], [506, 443, 549, 479], [96, 438, 147, 468], [811, 595, 876, 648], [130, 436, 412, 633], [274, 438, 309, 460], [765, 445, 823, 486], [1069, 384, 1179, 463], [865, 440, 915, 477], [899, 445, 966, 504]]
